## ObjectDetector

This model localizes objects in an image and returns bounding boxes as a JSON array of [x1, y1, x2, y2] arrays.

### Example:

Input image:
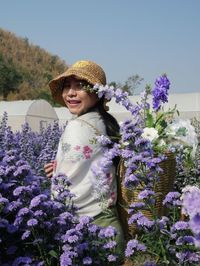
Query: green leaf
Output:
[[48, 250, 58, 258], [146, 112, 154, 127]]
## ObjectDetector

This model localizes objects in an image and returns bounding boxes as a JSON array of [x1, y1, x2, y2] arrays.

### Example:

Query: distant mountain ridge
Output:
[[0, 28, 68, 105]]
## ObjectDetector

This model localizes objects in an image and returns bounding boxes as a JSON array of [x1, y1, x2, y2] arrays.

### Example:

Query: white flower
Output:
[[141, 127, 159, 142], [165, 119, 198, 156]]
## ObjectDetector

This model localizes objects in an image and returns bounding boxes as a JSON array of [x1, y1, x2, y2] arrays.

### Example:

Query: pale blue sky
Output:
[[0, 0, 200, 93]]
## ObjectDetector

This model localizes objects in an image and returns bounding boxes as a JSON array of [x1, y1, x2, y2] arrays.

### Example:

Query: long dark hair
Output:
[[97, 98, 120, 143], [96, 98, 120, 167]]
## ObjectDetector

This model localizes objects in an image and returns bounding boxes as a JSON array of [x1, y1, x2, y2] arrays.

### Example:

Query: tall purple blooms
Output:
[[152, 74, 170, 111], [0, 114, 119, 265]]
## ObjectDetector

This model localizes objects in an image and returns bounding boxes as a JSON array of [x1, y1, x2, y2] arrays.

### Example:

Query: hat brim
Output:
[[49, 68, 105, 106]]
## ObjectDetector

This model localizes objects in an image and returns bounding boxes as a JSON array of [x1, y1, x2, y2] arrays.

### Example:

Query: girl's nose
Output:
[[67, 87, 77, 96]]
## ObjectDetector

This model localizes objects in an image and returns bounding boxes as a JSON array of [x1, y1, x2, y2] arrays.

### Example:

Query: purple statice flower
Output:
[[27, 218, 38, 227], [176, 251, 200, 264], [125, 239, 146, 257], [17, 207, 30, 217], [103, 240, 117, 249], [128, 202, 146, 215], [137, 215, 155, 229], [79, 216, 92, 225], [60, 252, 73, 266], [128, 211, 154, 230], [176, 235, 194, 245], [96, 135, 112, 146], [29, 194, 48, 208], [95, 84, 115, 100], [171, 221, 189, 232], [124, 173, 139, 188], [12, 256, 32, 266], [152, 74, 170, 111], [7, 200, 22, 212], [163, 191, 181, 207], [13, 186, 30, 196], [88, 224, 99, 234], [138, 189, 155, 200], [21, 230, 31, 240], [157, 216, 169, 229], [83, 256, 92, 265], [98, 226, 116, 238], [107, 254, 117, 262], [62, 229, 82, 244]]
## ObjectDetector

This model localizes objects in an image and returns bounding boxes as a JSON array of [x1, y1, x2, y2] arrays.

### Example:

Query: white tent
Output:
[[108, 92, 200, 122], [54, 107, 74, 127], [0, 100, 58, 132]]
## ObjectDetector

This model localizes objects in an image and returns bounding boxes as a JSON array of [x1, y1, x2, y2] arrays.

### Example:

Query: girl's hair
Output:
[[96, 98, 120, 167], [97, 98, 120, 143]]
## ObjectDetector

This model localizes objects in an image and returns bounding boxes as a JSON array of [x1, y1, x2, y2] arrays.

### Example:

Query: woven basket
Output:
[[117, 153, 176, 240]]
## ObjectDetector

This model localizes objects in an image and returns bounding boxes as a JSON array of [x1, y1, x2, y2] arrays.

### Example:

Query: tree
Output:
[[122, 74, 144, 95], [0, 54, 22, 100]]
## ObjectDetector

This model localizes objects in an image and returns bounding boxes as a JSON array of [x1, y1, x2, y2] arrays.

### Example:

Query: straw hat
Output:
[[49, 60, 107, 106]]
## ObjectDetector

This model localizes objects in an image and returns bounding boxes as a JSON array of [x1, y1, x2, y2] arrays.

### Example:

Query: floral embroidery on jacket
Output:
[[83, 146, 93, 159], [61, 142, 93, 162], [62, 143, 71, 153]]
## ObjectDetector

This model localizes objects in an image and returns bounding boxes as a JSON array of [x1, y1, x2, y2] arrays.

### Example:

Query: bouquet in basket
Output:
[[92, 75, 199, 265]]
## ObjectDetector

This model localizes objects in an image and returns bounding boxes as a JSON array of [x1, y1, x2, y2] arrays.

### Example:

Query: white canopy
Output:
[[0, 100, 58, 132]]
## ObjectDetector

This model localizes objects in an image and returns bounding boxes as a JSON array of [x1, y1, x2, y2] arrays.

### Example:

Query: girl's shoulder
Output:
[[68, 111, 106, 135]]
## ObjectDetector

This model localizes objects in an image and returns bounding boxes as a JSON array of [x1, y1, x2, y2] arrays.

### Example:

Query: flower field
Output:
[[0, 75, 200, 265]]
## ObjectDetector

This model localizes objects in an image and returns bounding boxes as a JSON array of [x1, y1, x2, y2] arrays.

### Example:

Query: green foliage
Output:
[[0, 28, 67, 104], [0, 54, 22, 99]]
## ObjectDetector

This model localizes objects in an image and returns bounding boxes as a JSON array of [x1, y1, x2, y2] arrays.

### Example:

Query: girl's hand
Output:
[[44, 161, 56, 178]]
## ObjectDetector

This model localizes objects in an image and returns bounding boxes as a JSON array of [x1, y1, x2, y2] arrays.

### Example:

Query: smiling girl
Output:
[[44, 60, 125, 260]]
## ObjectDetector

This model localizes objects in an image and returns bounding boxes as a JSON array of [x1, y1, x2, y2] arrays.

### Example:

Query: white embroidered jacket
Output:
[[53, 111, 117, 217]]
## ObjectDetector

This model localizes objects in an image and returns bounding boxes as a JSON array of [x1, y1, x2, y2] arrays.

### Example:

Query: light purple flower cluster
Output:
[[182, 186, 200, 248]]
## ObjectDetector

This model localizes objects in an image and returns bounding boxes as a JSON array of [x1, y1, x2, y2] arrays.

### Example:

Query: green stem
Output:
[[31, 228, 50, 265]]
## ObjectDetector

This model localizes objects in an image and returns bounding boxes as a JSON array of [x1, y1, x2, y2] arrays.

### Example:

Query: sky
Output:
[[0, 0, 200, 94]]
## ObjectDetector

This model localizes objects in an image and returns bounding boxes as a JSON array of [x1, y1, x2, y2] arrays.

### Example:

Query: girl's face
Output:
[[62, 77, 98, 116]]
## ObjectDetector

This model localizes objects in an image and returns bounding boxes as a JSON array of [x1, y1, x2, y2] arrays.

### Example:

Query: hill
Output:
[[0, 28, 68, 105]]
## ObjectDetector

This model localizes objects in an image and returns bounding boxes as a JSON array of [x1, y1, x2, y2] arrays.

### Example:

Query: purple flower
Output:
[[125, 239, 146, 257], [176, 235, 194, 245], [103, 240, 117, 249], [21, 230, 31, 240], [189, 214, 200, 235], [152, 74, 170, 111], [171, 221, 189, 232], [138, 189, 155, 200], [99, 226, 116, 238], [176, 251, 200, 263], [60, 252, 72, 266], [163, 191, 181, 206], [107, 254, 117, 262], [17, 207, 30, 217], [12, 256, 32, 266], [83, 256, 92, 265], [30, 194, 47, 208], [79, 216, 92, 225], [27, 218, 38, 227]]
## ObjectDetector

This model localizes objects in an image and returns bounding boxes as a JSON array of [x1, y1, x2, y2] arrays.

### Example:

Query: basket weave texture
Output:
[[117, 153, 176, 240]]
